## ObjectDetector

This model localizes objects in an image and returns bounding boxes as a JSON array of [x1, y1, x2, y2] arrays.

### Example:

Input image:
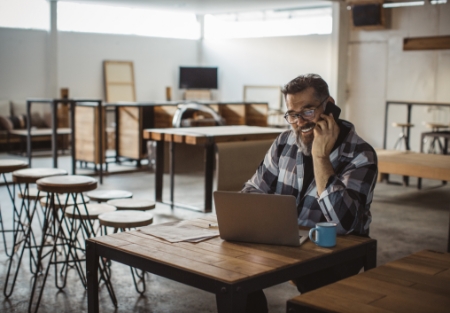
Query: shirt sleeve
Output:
[[241, 133, 285, 194], [316, 148, 378, 235]]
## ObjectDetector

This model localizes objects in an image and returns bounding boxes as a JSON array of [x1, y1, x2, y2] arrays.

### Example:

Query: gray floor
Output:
[[0, 153, 448, 312]]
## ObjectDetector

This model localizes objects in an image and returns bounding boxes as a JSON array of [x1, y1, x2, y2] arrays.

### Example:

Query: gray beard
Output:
[[295, 130, 312, 156]]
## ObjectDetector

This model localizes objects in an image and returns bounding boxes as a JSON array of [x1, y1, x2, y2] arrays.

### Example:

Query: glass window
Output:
[[58, 1, 200, 40], [205, 7, 332, 39], [0, 0, 49, 30]]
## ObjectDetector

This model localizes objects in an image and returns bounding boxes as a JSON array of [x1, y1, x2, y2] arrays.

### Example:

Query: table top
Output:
[[143, 125, 283, 145], [376, 149, 450, 181], [287, 249, 450, 313], [89, 216, 376, 285]]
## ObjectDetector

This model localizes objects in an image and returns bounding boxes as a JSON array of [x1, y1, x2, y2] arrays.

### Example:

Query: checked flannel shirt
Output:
[[242, 120, 378, 236]]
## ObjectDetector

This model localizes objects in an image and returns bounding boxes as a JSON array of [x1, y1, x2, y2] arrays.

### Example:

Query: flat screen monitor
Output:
[[179, 67, 218, 89]]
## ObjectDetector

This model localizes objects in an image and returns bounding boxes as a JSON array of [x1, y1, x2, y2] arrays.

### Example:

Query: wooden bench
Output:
[[287, 249, 450, 313]]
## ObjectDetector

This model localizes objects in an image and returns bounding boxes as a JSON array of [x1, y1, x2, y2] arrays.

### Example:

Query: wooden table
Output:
[[377, 149, 450, 252], [287, 249, 450, 313], [143, 125, 282, 212], [8, 128, 71, 155], [86, 217, 377, 313]]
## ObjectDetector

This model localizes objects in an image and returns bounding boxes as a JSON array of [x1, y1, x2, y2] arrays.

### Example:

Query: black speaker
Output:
[[352, 4, 382, 27]]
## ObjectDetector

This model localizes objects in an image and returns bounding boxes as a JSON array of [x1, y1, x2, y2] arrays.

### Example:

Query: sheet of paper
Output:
[[137, 221, 219, 243]]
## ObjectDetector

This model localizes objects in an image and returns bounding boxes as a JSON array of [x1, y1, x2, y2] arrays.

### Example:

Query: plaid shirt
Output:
[[242, 120, 378, 235]]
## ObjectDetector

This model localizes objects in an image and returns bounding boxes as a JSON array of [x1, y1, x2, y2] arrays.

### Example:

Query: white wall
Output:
[[202, 35, 332, 104], [0, 27, 331, 108], [347, 3, 450, 151], [58, 32, 199, 101], [0, 28, 48, 102]]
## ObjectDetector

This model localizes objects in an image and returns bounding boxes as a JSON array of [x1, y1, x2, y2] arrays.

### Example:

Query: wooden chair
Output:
[[86, 189, 133, 203], [98, 210, 154, 294]]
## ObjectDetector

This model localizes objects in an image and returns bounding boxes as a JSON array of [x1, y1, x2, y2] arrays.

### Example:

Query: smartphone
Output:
[[323, 101, 341, 121]]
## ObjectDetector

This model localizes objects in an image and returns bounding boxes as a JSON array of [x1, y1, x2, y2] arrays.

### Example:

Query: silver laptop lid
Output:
[[213, 191, 300, 246]]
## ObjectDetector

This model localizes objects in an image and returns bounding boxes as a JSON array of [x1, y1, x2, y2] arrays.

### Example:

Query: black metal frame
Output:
[[86, 237, 376, 313], [25, 99, 103, 183], [383, 100, 450, 150], [154, 139, 215, 213]]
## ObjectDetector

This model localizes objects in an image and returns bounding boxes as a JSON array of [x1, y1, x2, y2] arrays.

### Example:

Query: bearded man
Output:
[[241, 73, 378, 313]]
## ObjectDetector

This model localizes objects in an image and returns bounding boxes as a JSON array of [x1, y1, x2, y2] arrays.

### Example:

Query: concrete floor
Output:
[[0, 153, 449, 312]]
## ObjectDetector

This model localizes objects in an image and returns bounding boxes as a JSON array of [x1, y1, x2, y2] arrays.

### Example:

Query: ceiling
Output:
[[55, 0, 340, 14]]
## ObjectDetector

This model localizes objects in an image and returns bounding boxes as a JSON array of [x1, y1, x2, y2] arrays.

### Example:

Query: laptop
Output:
[[213, 191, 308, 247]]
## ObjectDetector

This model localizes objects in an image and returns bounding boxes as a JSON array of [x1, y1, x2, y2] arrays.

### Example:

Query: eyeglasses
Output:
[[284, 98, 327, 124]]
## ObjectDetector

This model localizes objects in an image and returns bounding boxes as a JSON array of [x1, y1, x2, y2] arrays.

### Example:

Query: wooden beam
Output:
[[404, 36, 450, 51]]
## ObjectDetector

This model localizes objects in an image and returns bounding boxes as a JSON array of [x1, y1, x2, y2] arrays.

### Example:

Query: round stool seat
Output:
[[392, 122, 414, 128], [424, 122, 449, 130], [18, 187, 47, 200], [98, 210, 153, 228], [13, 168, 67, 184], [65, 203, 116, 220], [86, 190, 133, 202], [37, 175, 97, 193], [106, 199, 155, 211], [0, 160, 28, 174], [40, 195, 90, 209]]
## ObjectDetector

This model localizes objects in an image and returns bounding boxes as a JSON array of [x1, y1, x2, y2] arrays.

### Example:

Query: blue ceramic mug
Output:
[[309, 222, 337, 248]]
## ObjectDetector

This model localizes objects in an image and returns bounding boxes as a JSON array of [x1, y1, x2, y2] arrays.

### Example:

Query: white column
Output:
[[46, 0, 58, 97], [330, 2, 349, 119], [197, 14, 205, 66]]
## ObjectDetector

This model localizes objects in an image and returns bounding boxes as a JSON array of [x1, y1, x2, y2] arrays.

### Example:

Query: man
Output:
[[242, 74, 378, 312]]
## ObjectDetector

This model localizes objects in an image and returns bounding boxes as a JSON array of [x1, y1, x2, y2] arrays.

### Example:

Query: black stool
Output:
[[29, 175, 116, 313], [3, 167, 67, 298]]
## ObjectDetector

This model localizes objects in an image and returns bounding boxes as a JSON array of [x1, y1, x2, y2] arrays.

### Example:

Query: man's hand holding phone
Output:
[[312, 102, 340, 159]]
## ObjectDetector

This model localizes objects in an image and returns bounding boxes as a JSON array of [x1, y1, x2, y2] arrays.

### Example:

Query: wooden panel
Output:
[[103, 60, 136, 102], [219, 104, 246, 125], [118, 106, 140, 159], [184, 89, 211, 100], [404, 36, 450, 51], [75, 106, 95, 162], [154, 106, 178, 128], [245, 103, 268, 126]]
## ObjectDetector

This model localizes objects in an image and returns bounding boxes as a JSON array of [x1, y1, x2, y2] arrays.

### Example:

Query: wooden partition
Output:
[[153, 106, 178, 128], [112, 102, 269, 163], [75, 105, 106, 164]]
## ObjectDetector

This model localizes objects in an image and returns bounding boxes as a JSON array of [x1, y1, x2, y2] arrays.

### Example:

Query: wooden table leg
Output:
[[155, 140, 164, 203], [204, 143, 215, 213], [364, 241, 377, 271], [448, 209, 450, 253], [86, 241, 99, 313], [216, 290, 247, 313]]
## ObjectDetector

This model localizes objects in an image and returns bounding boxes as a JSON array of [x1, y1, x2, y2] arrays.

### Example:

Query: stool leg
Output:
[[3, 186, 42, 298]]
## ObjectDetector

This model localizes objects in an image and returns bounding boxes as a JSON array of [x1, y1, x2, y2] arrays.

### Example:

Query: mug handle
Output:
[[309, 228, 318, 244]]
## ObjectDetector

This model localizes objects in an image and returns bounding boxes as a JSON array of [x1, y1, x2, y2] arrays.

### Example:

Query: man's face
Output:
[[285, 87, 327, 155]]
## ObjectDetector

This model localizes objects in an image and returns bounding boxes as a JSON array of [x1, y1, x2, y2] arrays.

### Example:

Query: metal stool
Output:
[[29, 175, 116, 313], [0, 159, 28, 258], [392, 122, 414, 150], [86, 189, 133, 203], [4, 168, 67, 298], [106, 199, 155, 211], [98, 210, 153, 294]]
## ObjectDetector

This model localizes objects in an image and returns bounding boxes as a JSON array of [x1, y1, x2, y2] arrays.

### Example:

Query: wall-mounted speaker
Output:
[[347, 0, 387, 30], [352, 4, 382, 26]]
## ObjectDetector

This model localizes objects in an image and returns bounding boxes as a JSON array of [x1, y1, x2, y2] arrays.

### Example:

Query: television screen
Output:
[[179, 67, 218, 89]]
